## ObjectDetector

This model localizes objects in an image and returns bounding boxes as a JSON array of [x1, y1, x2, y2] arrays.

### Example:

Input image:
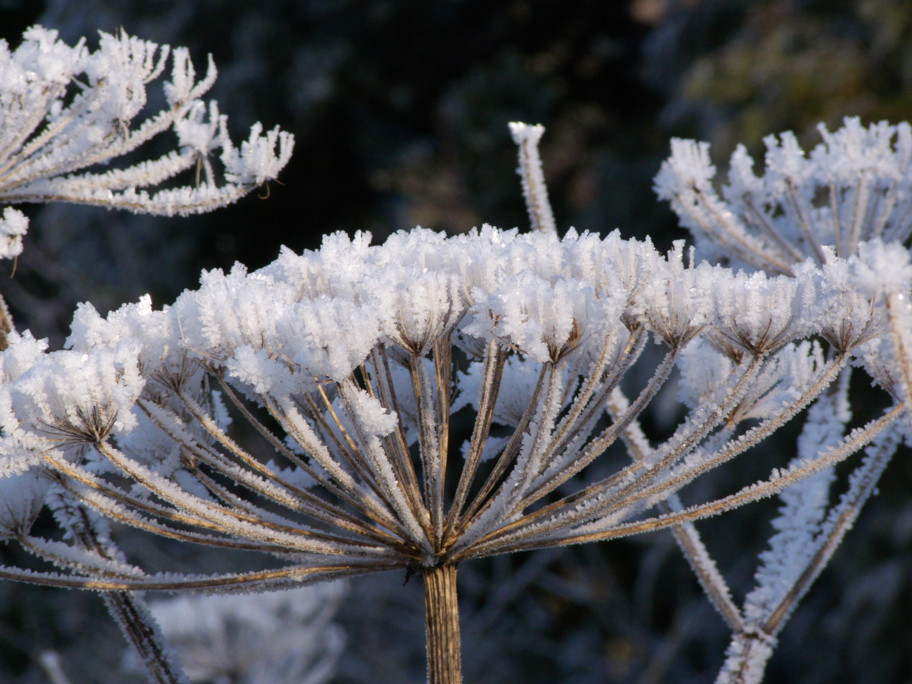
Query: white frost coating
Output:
[[0, 331, 49, 384], [0, 470, 49, 538], [374, 269, 464, 353], [340, 385, 398, 438], [0, 208, 28, 259], [382, 358, 433, 445], [715, 632, 776, 684], [464, 273, 594, 362], [710, 267, 821, 356], [853, 334, 900, 398], [509, 122, 557, 235], [680, 340, 825, 425], [175, 101, 225, 159], [66, 297, 179, 378], [222, 122, 295, 186], [654, 138, 718, 202], [849, 239, 912, 299], [812, 251, 881, 350], [658, 117, 912, 273], [638, 242, 715, 347], [742, 385, 847, 627], [7, 345, 143, 444]]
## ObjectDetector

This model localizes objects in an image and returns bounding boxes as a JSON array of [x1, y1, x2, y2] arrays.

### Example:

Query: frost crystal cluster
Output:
[[0, 24, 909, 684]]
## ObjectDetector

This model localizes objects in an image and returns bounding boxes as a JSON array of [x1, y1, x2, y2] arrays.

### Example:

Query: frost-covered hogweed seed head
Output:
[[0, 222, 889, 596], [143, 583, 347, 684], [656, 117, 912, 274], [0, 105, 908, 684], [0, 25, 293, 252]]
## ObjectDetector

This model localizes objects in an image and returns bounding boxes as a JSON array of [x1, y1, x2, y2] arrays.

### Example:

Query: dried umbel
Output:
[[0, 24, 908, 682], [655, 117, 912, 273], [0, 225, 905, 682], [656, 118, 912, 684]]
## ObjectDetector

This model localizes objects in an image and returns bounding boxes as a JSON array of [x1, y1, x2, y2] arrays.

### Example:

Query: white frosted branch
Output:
[[509, 122, 557, 235]]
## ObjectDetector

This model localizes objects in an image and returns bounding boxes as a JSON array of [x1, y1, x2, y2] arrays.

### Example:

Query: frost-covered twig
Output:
[[510, 122, 556, 235]]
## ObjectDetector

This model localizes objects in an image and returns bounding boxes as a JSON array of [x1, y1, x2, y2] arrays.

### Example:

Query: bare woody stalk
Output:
[[418, 126, 554, 681], [422, 564, 462, 684]]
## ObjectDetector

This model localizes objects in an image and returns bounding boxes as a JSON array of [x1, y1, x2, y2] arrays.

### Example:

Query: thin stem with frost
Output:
[[509, 122, 557, 235]]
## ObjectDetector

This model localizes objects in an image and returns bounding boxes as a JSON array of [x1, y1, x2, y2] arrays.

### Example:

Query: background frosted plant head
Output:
[[655, 117, 912, 274], [0, 24, 294, 256], [654, 115, 912, 684]]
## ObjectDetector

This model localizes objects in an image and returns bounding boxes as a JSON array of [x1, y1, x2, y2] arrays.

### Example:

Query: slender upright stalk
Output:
[[422, 564, 462, 684]]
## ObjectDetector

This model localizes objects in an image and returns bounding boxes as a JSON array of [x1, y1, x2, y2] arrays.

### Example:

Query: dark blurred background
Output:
[[1, 1, 912, 682]]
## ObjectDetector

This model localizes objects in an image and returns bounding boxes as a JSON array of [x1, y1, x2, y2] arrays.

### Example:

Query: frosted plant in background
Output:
[[657, 118, 912, 683], [137, 582, 346, 684], [655, 117, 912, 274], [0, 25, 293, 249]]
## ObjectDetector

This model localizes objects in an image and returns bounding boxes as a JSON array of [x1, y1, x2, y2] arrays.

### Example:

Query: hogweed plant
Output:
[[0, 25, 908, 684], [656, 123, 912, 682]]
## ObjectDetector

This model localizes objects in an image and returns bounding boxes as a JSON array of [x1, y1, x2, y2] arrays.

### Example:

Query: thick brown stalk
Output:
[[422, 564, 462, 684]]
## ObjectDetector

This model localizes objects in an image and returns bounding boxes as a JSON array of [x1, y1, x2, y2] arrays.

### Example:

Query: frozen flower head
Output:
[[7, 345, 143, 449], [2, 115, 906, 684], [17, 222, 856, 583], [708, 267, 821, 359], [656, 118, 912, 274], [0, 25, 293, 254]]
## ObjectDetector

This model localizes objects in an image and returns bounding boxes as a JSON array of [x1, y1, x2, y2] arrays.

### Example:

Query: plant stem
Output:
[[422, 564, 462, 684]]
